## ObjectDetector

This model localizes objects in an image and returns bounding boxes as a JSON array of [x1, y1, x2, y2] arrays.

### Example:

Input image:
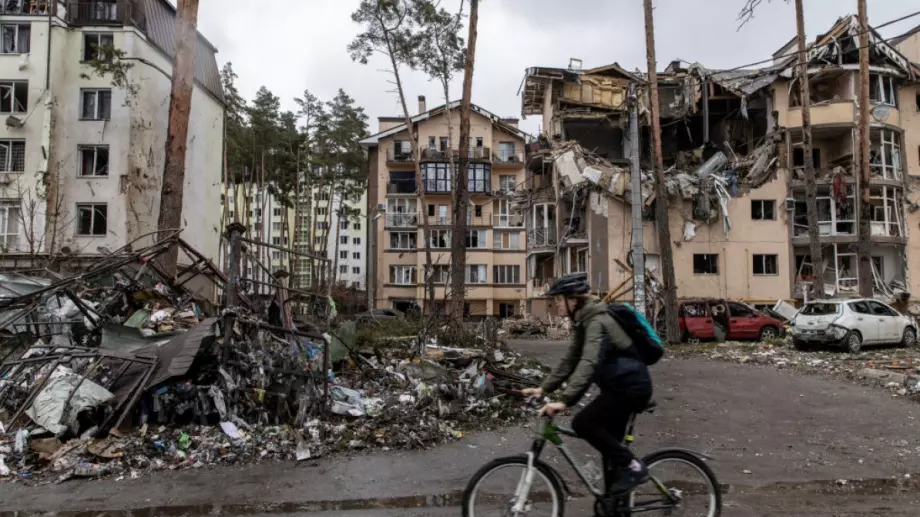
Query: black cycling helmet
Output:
[[546, 272, 591, 297]]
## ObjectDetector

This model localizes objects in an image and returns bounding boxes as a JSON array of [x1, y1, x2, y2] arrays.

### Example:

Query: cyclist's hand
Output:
[[539, 402, 566, 416], [521, 387, 543, 398]]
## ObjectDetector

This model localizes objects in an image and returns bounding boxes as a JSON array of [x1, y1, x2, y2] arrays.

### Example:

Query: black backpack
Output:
[[607, 303, 664, 365]]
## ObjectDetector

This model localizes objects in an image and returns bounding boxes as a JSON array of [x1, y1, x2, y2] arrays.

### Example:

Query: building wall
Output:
[[310, 186, 367, 289], [0, 11, 223, 263], [605, 173, 793, 302], [370, 109, 528, 316]]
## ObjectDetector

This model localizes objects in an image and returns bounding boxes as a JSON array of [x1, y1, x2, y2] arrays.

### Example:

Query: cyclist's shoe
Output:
[[606, 463, 649, 496]]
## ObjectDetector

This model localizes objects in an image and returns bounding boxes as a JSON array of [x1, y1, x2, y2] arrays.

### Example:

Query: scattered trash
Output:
[[0, 456, 8, 476]]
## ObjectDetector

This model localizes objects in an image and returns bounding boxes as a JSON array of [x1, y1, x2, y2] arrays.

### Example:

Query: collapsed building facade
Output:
[[518, 15, 920, 317]]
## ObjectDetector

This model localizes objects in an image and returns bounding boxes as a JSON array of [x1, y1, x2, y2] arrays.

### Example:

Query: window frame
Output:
[[493, 265, 521, 284], [465, 264, 488, 284], [77, 145, 110, 177], [389, 231, 417, 250], [0, 23, 31, 55], [82, 32, 114, 62], [0, 200, 20, 250], [752, 253, 778, 276], [751, 199, 776, 221], [80, 88, 112, 121], [76, 202, 108, 236], [0, 80, 27, 114], [692, 253, 719, 275], [0, 139, 26, 173]]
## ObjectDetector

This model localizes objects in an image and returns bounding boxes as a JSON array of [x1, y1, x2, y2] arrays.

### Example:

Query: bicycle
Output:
[[461, 395, 722, 516]]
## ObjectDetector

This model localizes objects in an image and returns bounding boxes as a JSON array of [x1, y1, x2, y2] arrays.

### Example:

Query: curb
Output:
[[2, 475, 918, 516]]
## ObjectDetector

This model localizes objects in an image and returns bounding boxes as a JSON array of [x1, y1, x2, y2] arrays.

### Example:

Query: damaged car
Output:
[[673, 299, 785, 342], [790, 299, 918, 353]]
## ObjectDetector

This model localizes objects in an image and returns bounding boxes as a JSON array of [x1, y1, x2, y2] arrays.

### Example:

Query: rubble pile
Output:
[[674, 340, 920, 397], [0, 237, 548, 484], [501, 316, 571, 340]]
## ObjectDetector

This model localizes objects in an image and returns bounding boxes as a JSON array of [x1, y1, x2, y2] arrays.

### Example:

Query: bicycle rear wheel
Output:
[[462, 455, 565, 517], [628, 449, 722, 517]]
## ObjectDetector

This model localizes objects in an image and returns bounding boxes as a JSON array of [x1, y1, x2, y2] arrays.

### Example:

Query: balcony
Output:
[[385, 212, 418, 228], [493, 214, 524, 228], [386, 148, 414, 164], [65, 1, 145, 27], [493, 150, 525, 167], [1, 1, 53, 15], [419, 147, 493, 162], [387, 180, 417, 195], [527, 227, 557, 250], [785, 100, 856, 128], [425, 211, 494, 227]]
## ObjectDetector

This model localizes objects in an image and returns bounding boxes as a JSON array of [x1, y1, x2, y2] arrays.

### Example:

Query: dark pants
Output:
[[571, 390, 651, 470]]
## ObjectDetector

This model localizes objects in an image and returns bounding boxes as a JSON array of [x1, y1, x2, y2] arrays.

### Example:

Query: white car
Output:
[[790, 299, 918, 353]]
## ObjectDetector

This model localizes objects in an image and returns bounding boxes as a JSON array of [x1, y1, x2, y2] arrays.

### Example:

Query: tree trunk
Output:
[[379, 20, 434, 314], [857, 0, 873, 297], [450, 0, 479, 322], [156, 0, 199, 278], [643, 0, 680, 344], [795, 0, 825, 299], [331, 196, 345, 286]]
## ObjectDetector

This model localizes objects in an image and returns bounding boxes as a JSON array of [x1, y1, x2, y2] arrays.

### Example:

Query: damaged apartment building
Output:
[[517, 14, 920, 317]]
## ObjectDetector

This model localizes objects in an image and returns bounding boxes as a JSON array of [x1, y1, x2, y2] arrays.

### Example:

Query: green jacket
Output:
[[540, 297, 635, 406]]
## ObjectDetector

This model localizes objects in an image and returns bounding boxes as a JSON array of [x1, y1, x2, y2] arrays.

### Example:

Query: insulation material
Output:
[[589, 191, 609, 217], [554, 150, 585, 188], [683, 220, 698, 241], [25, 366, 115, 436]]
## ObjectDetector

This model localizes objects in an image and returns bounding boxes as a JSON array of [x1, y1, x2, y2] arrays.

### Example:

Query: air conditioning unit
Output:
[[785, 197, 795, 211], [5, 115, 23, 129]]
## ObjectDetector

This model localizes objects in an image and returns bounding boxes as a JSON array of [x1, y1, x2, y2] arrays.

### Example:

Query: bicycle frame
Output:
[[510, 410, 681, 515]]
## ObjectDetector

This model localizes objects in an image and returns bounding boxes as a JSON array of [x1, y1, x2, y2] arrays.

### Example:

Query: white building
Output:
[[312, 187, 367, 290], [222, 182, 295, 293], [0, 0, 225, 263]]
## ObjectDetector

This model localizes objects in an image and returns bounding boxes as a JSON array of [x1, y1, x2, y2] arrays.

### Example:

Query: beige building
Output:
[[520, 14, 920, 316], [360, 97, 530, 318]]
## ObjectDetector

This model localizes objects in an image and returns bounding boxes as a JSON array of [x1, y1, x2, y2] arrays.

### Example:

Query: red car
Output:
[[676, 299, 785, 342]]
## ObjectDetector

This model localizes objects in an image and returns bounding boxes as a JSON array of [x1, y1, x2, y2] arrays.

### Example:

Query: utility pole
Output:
[[795, 0, 825, 299], [642, 0, 679, 343], [857, 0, 873, 297], [156, 0, 199, 279], [628, 82, 646, 317]]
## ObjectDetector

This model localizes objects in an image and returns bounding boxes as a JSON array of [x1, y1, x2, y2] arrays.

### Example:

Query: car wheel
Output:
[[901, 328, 917, 348], [845, 331, 862, 353], [759, 326, 778, 341]]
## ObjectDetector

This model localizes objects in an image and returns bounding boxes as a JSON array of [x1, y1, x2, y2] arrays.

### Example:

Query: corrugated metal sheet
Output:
[[142, 0, 224, 103]]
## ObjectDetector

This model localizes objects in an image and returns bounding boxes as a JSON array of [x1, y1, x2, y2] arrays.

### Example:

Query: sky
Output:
[[194, 0, 920, 137]]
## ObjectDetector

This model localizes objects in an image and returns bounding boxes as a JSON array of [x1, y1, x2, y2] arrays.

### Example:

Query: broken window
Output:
[[83, 33, 114, 62], [0, 139, 25, 172], [439, 137, 448, 151], [751, 199, 775, 220], [427, 136, 436, 150], [499, 175, 516, 194], [0, 200, 20, 250], [429, 229, 450, 248], [429, 264, 450, 284], [792, 147, 821, 170], [498, 142, 516, 162], [389, 231, 416, 249], [493, 265, 521, 284], [869, 74, 896, 107], [0, 81, 27, 113], [752, 254, 778, 275], [389, 265, 416, 285], [1, 23, 29, 54], [869, 186, 903, 237], [693, 254, 718, 275], [466, 264, 487, 284], [81, 89, 111, 120], [728, 302, 755, 318], [76, 203, 107, 236], [78, 145, 109, 176], [466, 229, 487, 249], [870, 130, 901, 180]]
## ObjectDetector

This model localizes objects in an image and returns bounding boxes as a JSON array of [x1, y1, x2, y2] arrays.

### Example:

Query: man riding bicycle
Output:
[[521, 273, 653, 496]]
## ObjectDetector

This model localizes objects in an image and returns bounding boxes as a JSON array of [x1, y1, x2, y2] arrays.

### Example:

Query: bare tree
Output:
[[156, 0, 200, 279], [412, 0, 467, 321], [350, 0, 437, 312]]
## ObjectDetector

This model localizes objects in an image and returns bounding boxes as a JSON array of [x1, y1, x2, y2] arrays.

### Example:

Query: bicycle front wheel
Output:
[[462, 455, 565, 517], [629, 449, 722, 517]]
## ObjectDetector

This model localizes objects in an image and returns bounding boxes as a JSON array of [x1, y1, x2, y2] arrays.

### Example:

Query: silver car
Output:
[[790, 299, 918, 352]]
